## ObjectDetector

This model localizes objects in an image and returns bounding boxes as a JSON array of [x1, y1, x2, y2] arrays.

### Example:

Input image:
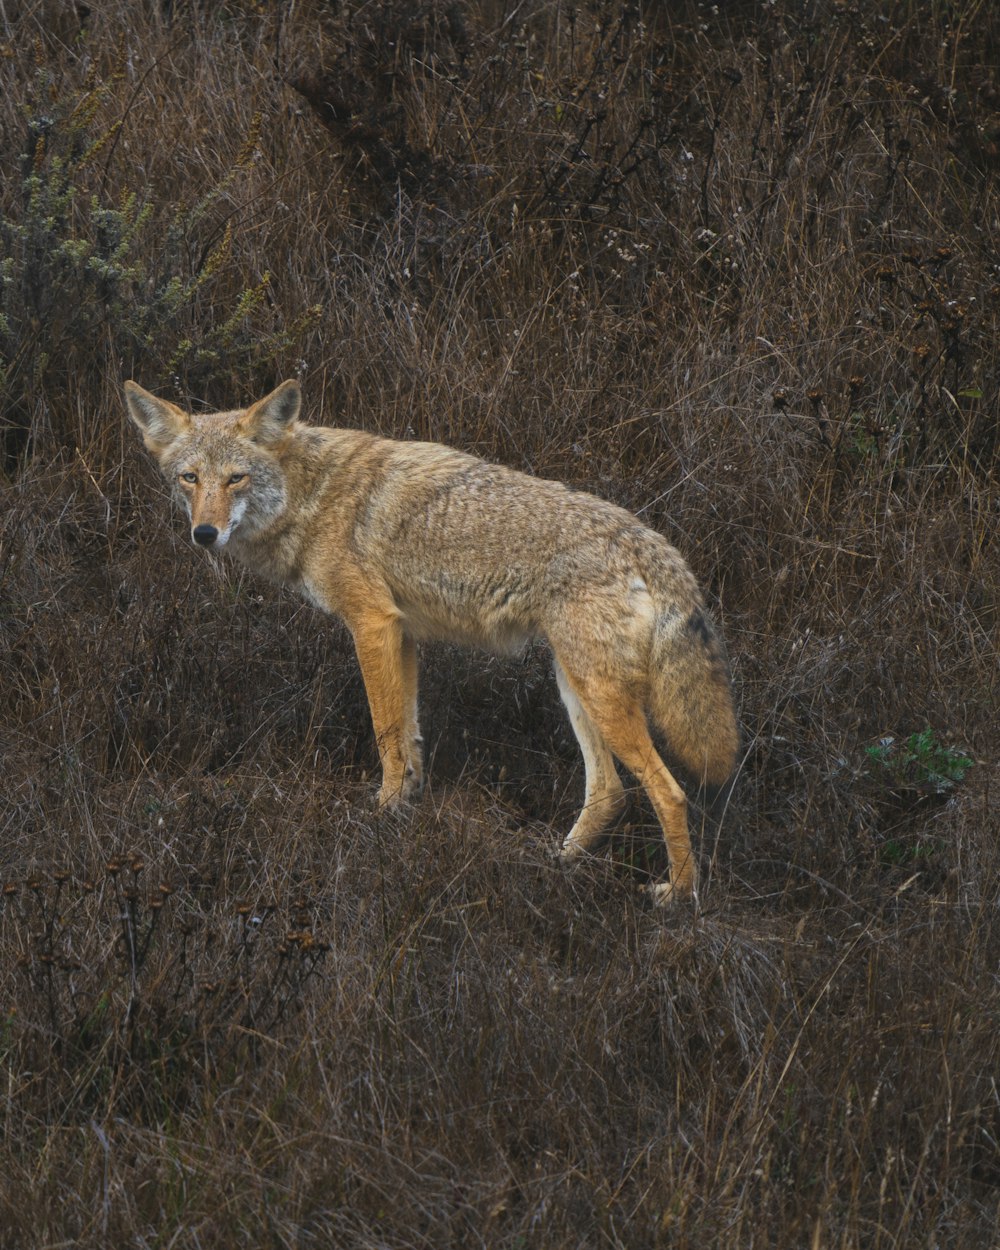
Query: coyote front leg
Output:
[[351, 612, 424, 805]]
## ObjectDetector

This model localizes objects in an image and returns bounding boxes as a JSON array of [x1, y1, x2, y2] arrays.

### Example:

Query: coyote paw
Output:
[[557, 837, 588, 862], [558, 824, 611, 861], [644, 878, 697, 908], [376, 769, 424, 809]]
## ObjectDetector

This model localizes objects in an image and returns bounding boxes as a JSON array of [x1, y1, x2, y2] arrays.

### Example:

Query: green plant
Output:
[[864, 727, 973, 796], [879, 834, 942, 867]]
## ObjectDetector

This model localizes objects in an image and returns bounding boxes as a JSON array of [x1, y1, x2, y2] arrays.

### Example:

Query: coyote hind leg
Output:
[[400, 632, 424, 798], [556, 662, 696, 905], [554, 660, 626, 859]]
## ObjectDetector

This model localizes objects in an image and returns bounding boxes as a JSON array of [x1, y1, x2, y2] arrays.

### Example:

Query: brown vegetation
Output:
[[1, 1, 997, 1245]]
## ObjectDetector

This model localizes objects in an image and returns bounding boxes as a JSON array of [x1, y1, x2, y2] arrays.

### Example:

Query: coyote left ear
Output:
[[239, 380, 302, 445], [124, 380, 192, 454]]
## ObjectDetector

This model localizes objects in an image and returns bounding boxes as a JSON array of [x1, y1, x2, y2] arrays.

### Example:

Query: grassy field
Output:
[[1, 1, 998, 1245]]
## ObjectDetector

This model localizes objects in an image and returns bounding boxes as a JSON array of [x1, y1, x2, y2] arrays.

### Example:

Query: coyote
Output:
[[124, 379, 738, 904]]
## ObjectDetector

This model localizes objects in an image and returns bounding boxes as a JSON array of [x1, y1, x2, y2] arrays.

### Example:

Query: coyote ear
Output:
[[124, 381, 191, 453], [239, 380, 302, 445]]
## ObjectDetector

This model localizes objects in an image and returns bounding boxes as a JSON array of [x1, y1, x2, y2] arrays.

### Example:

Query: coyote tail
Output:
[[648, 602, 739, 788]]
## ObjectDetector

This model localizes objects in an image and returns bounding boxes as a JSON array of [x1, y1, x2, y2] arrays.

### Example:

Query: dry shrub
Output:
[[1, 1, 998, 1246]]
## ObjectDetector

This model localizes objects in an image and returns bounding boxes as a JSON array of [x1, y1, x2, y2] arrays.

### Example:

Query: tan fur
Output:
[[124, 379, 739, 905]]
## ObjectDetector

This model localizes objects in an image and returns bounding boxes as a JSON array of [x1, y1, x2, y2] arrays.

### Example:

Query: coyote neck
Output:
[[227, 427, 374, 586]]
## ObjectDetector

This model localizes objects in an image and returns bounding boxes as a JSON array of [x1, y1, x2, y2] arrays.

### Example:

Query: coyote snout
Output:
[[193, 524, 220, 547], [125, 378, 739, 906]]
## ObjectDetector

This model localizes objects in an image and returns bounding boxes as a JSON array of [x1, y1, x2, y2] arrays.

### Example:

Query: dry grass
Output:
[[1, 1, 998, 1245]]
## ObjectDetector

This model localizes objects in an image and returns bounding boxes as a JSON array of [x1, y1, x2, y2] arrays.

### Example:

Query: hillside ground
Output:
[[1, 2, 998, 1246]]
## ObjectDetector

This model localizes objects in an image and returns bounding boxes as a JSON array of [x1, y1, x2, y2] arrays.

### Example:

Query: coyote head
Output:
[[124, 380, 300, 551]]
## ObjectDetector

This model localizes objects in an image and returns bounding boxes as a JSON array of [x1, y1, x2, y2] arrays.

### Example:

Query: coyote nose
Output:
[[192, 524, 219, 547]]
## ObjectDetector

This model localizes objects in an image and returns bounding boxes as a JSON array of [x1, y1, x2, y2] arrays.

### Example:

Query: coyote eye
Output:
[[180, 471, 197, 484], [228, 472, 247, 485]]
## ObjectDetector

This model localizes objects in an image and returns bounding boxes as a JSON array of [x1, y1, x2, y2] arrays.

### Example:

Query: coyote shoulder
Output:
[[125, 379, 738, 905]]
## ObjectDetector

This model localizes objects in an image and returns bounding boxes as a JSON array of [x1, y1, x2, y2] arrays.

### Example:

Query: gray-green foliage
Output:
[[0, 72, 319, 458]]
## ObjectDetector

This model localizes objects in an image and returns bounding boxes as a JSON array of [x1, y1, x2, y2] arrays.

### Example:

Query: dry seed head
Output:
[[235, 111, 263, 168]]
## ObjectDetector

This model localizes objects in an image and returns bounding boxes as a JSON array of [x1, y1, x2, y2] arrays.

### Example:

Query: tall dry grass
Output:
[[1, 1, 998, 1245]]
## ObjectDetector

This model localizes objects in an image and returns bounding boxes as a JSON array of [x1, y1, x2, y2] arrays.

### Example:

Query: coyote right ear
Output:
[[124, 381, 191, 453], [239, 380, 302, 446]]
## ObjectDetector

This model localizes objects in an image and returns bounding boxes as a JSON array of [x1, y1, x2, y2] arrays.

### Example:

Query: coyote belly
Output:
[[124, 379, 738, 905]]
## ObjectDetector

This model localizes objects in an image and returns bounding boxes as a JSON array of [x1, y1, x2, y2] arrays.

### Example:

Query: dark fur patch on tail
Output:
[[686, 607, 713, 647], [686, 607, 730, 674]]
